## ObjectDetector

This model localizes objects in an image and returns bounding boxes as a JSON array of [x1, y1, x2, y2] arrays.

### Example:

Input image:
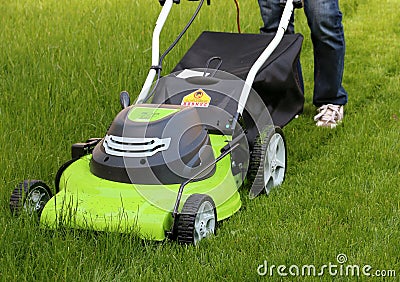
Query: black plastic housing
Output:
[[90, 105, 215, 184]]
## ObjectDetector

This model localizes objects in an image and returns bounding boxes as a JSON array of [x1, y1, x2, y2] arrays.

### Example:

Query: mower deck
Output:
[[40, 134, 241, 240]]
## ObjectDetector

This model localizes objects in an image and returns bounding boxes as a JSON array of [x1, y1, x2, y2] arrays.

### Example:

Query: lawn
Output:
[[0, 0, 399, 280]]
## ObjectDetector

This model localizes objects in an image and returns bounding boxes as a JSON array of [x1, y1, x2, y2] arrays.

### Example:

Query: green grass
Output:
[[1, 0, 399, 281]]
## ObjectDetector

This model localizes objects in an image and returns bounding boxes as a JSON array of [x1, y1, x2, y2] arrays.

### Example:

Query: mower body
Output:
[[40, 69, 261, 240]]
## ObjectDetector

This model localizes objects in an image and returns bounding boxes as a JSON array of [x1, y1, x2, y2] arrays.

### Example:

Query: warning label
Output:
[[181, 89, 211, 108]]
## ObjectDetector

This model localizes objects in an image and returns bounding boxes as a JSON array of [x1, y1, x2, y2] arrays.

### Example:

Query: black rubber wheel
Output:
[[248, 126, 287, 198], [176, 194, 217, 245], [10, 180, 53, 218]]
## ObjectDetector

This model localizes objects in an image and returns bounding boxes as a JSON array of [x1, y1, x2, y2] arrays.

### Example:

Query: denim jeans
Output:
[[258, 0, 348, 106]]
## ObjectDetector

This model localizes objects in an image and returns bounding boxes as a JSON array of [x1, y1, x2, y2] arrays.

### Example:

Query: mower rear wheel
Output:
[[10, 180, 52, 218], [177, 194, 217, 245], [248, 127, 286, 198]]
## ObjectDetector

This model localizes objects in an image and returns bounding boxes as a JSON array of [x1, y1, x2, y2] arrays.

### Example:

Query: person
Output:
[[258, 0, 348, 128]]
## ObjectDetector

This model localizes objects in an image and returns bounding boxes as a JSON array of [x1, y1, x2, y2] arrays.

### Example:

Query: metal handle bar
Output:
[[236, 0, 295, 116]]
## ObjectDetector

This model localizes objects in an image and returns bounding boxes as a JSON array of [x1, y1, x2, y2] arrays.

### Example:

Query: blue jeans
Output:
[[258, 0, 348, 106]]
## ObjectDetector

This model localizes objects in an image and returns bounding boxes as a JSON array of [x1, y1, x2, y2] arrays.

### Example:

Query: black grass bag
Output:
[[173, 31, 304, 127]]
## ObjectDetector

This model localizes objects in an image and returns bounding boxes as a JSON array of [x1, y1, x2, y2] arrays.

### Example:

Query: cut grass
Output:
[[1, 0, 399, 281]]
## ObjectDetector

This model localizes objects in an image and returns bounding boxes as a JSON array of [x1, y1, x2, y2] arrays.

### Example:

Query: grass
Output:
[[1, 0, 399, 280]]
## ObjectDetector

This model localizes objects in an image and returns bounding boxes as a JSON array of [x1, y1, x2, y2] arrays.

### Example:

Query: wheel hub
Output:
[[264, 133, 286, 193], [199, 221, 206, 237], [194, 201, 216, 243], [24, 187, 51, 214], [270, 159, 277, 172]]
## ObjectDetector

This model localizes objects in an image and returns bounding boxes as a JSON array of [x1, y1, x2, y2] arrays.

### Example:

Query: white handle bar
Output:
[[136, 0, 174, 104], [236, 0, 294, 115]]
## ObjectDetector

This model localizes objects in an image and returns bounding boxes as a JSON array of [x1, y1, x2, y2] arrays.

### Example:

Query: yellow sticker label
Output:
[[181, 89, 211, 108]]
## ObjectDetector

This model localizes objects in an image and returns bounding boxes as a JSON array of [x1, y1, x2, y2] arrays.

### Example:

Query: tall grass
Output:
[[1, 0, 399, 280]]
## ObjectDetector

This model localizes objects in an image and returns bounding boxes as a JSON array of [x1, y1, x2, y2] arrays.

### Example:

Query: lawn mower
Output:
[[10, 0, 304, 245]]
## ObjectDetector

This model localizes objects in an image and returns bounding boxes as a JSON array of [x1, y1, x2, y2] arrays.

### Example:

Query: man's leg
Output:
[[303, 0, 348, 107]]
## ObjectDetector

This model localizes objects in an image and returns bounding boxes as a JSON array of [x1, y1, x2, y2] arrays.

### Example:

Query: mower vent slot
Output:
[[111, 139, 155, 146], [103, 135, 171, 158]]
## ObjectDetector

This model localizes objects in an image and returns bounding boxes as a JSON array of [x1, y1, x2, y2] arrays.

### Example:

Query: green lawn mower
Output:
[[10, 0, 304, 245]]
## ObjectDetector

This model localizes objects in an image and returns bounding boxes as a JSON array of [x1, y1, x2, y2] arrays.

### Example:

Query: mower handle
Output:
[[159, 0, 210, 6], [280, 0, 303, 9], [137, 0, 207, 104]]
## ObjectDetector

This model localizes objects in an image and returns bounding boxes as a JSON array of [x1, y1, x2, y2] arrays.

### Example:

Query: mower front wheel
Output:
[[176, 194, 217, 245], [10, 180, 53, 219]]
